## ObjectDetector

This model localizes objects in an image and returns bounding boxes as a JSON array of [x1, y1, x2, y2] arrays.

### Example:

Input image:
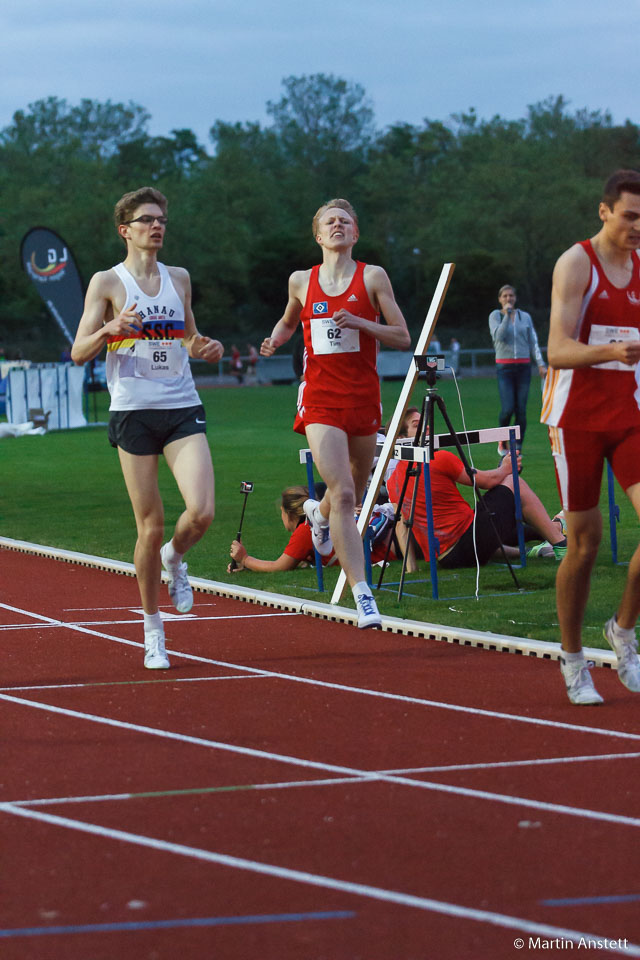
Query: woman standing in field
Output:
[[489, 284, 546, 459]]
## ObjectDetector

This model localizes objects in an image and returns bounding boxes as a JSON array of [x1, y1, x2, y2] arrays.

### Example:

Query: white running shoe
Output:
[[604, 617, 640, 692], [144, 630, 170, 670], [560, 658, 603, 705], [303, 499, 333, 556], [356, 592, 382, 629], [161, 543, 193, 613]]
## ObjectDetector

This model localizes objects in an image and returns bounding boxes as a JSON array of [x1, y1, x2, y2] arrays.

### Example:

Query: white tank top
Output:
[[106, 262, 200, 411]]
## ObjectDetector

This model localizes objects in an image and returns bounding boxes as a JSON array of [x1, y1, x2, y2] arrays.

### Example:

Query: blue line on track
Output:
[[542, 894, 640, 907], [0, 910, 355, 939]]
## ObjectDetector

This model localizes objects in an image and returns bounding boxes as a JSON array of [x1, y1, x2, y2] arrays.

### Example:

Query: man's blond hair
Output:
[[312, 198, 358, 238]]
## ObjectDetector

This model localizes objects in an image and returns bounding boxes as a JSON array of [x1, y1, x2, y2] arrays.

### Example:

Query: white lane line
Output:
[[384, 752, 640, 774], [62, 604, 220, 611], [0, 613, 299, 629], [0, 675, 267, 693], [1, 803, 638, 956], [8, 755, 640, 808], [8, 776, 371, 808], [3, 691, 640, 830], [1, 601, 638, 744]]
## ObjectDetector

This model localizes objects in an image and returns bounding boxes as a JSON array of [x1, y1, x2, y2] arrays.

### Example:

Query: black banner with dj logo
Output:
[[20, 227, 85, 344]]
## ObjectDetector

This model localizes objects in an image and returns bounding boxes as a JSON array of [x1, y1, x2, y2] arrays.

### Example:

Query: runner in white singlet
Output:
[[72, 187, 224, 670]]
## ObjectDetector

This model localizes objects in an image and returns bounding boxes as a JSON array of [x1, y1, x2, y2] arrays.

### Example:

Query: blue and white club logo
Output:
[[313, 301, 328, 315]]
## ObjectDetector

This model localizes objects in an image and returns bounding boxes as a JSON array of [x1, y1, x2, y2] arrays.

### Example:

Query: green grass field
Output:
[[1, 375, 636, 650]]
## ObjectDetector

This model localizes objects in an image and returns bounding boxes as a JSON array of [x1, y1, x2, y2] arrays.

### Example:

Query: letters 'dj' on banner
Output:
[[20, 227, 85, 345]]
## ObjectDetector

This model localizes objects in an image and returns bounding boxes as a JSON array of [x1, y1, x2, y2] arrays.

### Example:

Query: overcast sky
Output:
[[2, 0, 639, 148]]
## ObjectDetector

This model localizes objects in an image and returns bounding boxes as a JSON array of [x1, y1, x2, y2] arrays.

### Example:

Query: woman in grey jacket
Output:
[[489, 284, 546, 457]]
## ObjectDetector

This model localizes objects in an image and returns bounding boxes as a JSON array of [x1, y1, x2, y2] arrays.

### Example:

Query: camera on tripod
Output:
[[414, 354, 446, 373], [414, 353, 445, 387]]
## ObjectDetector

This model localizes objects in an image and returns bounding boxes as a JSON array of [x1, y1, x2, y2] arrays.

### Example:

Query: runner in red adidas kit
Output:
[[261, 199, 410, 626], [543, 170, 640, 704]]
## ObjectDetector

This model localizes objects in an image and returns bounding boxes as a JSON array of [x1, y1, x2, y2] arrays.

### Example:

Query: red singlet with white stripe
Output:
[[541, 239, 640, 430], [298, 261, 380, 409]]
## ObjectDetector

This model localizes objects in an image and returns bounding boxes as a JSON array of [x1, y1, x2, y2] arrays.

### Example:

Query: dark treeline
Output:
[[1, 74, 638, 359]]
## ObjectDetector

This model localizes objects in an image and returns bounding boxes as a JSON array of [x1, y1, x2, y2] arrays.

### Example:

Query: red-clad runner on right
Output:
[[260, 199, 410, 628], [542, 169, 640, 704]]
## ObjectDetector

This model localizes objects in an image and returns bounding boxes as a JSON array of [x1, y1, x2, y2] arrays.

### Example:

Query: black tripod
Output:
[[378, 357, 520, 600]]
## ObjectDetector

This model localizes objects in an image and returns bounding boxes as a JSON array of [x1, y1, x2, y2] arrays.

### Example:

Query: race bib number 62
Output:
[[310, 316, 360, 355]]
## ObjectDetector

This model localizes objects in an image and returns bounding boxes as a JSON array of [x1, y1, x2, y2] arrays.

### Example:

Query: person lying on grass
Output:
[[228, 485, 400, 573]]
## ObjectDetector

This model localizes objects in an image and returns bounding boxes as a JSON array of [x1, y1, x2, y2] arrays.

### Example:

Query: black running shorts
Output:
[[438, 485, 517, 568], [108, 404, 207, 455]]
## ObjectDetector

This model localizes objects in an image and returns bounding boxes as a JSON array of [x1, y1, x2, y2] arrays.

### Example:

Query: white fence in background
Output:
[[6, 363, 86, 429]]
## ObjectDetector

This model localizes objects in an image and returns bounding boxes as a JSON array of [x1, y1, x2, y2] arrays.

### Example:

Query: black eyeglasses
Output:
[[124, 215, 168, 226]]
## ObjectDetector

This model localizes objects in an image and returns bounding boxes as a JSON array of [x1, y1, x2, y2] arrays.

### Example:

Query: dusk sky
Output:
[[2, 0, 639, 147]]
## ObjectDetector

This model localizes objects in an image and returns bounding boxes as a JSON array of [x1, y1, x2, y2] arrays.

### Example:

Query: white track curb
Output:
[[0, 536, 616, 669]]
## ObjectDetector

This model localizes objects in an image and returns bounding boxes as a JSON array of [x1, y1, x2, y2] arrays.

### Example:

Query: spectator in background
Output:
[[448, 337, 460, 374], [231, 344, 244, 384], [489, 286, 546, 459], [246, 343, 258, 381]]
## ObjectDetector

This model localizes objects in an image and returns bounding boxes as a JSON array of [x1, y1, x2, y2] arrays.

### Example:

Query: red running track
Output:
[[1, 546, 640, 960]]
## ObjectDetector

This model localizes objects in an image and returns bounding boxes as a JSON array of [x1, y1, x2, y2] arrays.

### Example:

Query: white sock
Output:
[[352, 581, 373, 600], [163, 540, 183, 568], [315, 505, 329, 528], [611, 616, 636, 641], [562, 651, 584, 665], [144, 611, 163, 635]]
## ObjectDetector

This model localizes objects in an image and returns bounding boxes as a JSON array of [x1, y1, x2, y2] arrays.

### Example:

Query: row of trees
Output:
[[1, 75, 638, 360]]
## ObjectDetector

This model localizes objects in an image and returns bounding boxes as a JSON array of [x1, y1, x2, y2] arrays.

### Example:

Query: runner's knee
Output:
[[185, 503, 214, 533], [137, 517, 165, 551]]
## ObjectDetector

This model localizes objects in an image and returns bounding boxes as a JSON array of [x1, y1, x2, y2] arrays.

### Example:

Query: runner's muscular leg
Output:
[[164, 433, 215, 555], [555, 507, 601, 653], [118, 449, 164, 614], [305, 423, 367, 587], [349, 432, 378, 504]]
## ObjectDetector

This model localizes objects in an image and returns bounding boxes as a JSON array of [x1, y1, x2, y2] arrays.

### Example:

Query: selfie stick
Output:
[[229, 480, 254, 571]]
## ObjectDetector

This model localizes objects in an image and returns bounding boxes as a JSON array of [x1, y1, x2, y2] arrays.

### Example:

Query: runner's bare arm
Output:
[[171, 267, 224, 364], [71, 271, 141, 365], [332, 265, 411, 349], [548, 246, 640, 369], [261, 271, 306, 356]]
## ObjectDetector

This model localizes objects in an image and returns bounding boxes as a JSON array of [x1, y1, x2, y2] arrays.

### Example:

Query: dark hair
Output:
[[114, 187, 168, 229], [602, 170, 640, 210], [397, 406, 420, 438]]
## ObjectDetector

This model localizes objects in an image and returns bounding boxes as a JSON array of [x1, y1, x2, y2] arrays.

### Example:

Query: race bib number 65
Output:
[[135, 340, 183, 378], [310, 316, 360, 355]]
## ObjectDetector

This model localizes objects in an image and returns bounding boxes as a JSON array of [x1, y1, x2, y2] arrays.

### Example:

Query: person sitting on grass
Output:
[[387, 408, 567, 568], [228, 485, 399, 573]]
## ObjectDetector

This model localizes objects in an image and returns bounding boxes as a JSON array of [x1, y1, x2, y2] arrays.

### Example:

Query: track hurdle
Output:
[[607, 461, 621, 564]]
